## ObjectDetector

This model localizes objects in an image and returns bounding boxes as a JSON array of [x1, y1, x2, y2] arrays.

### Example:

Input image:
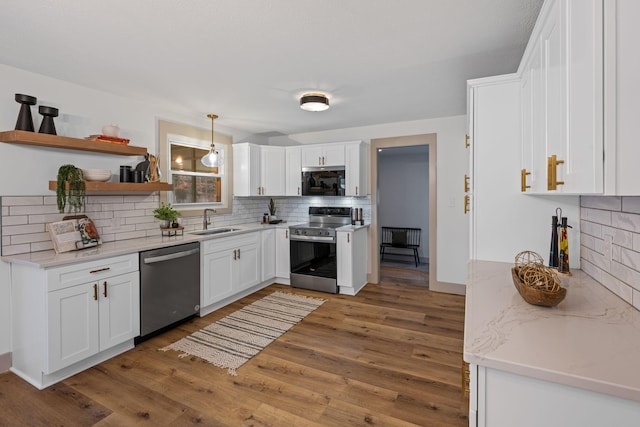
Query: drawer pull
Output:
[[103, 281, 107, 298], [93, 283, 98, 301], [237, 248, 241, 259], [89, 267, 111, 274]]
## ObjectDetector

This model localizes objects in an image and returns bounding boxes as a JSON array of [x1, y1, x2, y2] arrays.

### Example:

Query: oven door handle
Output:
[[143, 248, 200, 264], [290, 235, 335, 242]]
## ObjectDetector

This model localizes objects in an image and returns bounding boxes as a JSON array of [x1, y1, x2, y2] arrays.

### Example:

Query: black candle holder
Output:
[[14, 93, 37, 132], [38, 105, 58, 135]]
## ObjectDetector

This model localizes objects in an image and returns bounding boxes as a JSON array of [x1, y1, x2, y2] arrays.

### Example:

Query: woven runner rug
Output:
[[160, 291, 326, 375]]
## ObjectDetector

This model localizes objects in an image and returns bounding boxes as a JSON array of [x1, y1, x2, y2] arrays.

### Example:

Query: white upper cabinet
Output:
[[604, 0, 640, 195], [301, 143, 345, 167], [285, 146, 301, 196], [344, 141, 369, 196], [519, 0, 604, 194], [233, 143, 285, 196]]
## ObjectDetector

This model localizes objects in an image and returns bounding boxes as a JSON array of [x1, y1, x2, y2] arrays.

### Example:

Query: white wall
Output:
[[275, 115, 469, 285], [378, 147, 430, 260]]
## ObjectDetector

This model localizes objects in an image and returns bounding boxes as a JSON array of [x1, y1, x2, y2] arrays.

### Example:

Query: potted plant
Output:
[[153, 202, 181, 228], [268, 198, 277, 221], [56, 164, 86, 213]]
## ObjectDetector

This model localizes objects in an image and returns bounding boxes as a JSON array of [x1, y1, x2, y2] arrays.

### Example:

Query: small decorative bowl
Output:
[[83, 169, 112, 182], [102, 124, 120, 137]]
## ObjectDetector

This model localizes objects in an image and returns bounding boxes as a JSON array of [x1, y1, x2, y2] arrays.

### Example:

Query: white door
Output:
[[301, 146, 324, 167], [337, 231, 353, 287], [235, 241, 261, 292], [322, 144, 345, 166], [261, 229, 276, 281], [285, 146, 302, 196], [275, 228, 290, 279], [98, 271, 140, 350], [260, 146, 285, 196], [47, 283, 99, 373], [345, 143, 363, 196], [202, 249, 234, 306]]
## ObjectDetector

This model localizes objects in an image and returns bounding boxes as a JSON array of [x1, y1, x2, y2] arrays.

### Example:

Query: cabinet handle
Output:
[[89, 267, 111, 274], [465, 134, 470, 149], [93, 283, 98, 301], [103, 281, 107, 298], [347, 233, 350, 243], [237, 248, 241, 259], [285, 230, 288, 239], [233, 249, 237, 260], [464, 195, 470, 214], [464, 174, 470, 193], [355, 186, 358, 196], [462, 361, 471, 396], [521, 169, 531, 192], [318, 156, 322, 166], [547, 155, 565, 191], [297, 187, 300, 195], [323, 156, 325, 165]]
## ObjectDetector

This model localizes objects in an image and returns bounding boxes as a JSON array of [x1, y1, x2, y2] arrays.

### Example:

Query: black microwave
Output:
[[301, 166, 345, 196]]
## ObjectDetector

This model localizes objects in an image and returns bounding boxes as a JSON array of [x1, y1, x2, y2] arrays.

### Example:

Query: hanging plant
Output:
[[56, 164, 86, 213]]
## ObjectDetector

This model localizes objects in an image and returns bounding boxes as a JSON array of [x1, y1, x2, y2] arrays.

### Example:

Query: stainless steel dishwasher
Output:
[[138, 242, 200, 342]]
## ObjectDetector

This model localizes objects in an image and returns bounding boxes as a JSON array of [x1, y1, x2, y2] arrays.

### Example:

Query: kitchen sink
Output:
[[189, 227, 240, 236]]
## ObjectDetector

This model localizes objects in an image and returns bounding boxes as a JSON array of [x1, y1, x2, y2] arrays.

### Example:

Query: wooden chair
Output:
[[380, 227, 421, 267]]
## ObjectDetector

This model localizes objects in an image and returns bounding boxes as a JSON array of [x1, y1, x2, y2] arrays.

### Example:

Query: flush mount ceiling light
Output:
[[300, 93, 329, 112], [201, 113, 219, 167]]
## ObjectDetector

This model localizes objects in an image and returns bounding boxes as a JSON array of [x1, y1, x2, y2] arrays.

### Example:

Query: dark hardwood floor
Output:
[[0, 282, 467, 426]]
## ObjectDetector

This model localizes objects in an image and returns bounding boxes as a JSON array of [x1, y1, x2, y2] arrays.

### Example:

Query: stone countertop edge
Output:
[[337, 224, 370, 231], [1, 222, 294, 269], [464, 259, 640, 403]]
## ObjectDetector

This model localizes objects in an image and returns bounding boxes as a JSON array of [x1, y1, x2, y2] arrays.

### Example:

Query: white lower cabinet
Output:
[[261, 228, 276, 281], [337, 227, 368, 295], [470, 364, 640, 427], [202, 232, 261, 309], [10, 253, 140, 389], [275, 227, 290, 281]]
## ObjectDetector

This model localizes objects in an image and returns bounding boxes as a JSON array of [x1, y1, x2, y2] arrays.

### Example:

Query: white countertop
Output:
[[1, 222, 290, 269], [464, 260, 640, 403]]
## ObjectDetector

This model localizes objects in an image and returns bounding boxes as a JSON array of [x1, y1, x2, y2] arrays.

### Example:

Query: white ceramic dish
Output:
[[83, 169, 112, 182]]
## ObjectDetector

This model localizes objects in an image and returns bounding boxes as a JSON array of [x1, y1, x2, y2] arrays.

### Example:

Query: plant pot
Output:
[[159, 220, 170, 229]]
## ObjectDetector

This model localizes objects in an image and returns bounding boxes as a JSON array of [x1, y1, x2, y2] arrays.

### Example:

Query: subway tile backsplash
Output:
[[580, 196, 640, 311], [1, 195, 371, 256]]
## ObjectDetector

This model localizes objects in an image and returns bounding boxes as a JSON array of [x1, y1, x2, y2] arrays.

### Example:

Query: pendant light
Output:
[[300, 93, 329, 112], [201, 114, 219, 167]]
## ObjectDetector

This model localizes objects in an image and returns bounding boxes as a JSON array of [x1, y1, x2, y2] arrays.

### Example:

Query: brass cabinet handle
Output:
[[464, 174, 470, 193], [464, 195, 470, 214], [93, 283, 98, 301], [233, 249, 237, 260], [103, 281, 107, 298], [237, 248, 241, 259], [521, 169, 531, 192], [318, 156, 322, 166], [465, 134, 470, 148], [547, 155, 565, 191], [89, 267, 111, 274]]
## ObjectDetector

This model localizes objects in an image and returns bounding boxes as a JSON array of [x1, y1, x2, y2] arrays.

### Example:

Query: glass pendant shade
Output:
[[201, 114, 219, 167]]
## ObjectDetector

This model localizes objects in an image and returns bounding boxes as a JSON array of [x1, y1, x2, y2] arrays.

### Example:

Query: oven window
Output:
[[290, 240, 337, 279]]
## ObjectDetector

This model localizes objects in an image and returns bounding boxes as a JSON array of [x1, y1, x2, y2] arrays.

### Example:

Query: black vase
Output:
[[15, 93, 37, 132], [38, 105, 58, 135]]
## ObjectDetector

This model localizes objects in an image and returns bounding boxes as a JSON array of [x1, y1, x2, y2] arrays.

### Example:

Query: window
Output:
[[158, 120, 232, 215], [167, 137, 225, 207]]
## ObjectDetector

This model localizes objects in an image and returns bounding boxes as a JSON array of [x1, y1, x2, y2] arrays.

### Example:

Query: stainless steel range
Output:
[[289, 206, 352, 294]]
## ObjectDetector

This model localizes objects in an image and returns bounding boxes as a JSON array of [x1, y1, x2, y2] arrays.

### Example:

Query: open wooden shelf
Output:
[[49, 181, 173, 193], [0, 130, 147, 156]]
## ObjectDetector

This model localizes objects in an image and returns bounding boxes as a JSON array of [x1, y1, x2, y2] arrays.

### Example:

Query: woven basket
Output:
[[511, 267, 567, 307]]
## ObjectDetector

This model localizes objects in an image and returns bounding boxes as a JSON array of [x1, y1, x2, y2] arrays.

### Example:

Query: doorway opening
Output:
[[369, 134, 437, 288]]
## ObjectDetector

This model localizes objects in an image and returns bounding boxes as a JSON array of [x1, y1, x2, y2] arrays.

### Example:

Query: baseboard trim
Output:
[[430, 280, 466, 295], [0, 352, 10, 373]]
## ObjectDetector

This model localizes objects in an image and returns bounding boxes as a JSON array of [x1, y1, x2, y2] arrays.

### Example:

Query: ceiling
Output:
[[0, 0, 543, 138]]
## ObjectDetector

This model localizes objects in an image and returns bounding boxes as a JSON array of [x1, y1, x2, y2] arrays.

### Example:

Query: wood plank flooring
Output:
[[0, 283, 467, 426]]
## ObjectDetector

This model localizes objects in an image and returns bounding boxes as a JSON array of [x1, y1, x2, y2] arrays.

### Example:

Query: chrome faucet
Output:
[[203, 208, 216, 230]]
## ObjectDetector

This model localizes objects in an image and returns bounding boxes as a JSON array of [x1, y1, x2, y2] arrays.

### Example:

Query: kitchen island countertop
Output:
[[464, 260, 640, 403]]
